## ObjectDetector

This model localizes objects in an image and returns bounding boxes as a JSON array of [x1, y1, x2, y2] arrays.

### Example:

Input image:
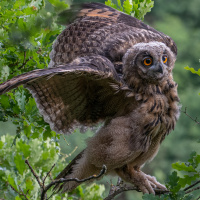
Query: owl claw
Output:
[[123, 169, 167, 194], [136, 172, 167, 194], [145, 174, 167, 191]]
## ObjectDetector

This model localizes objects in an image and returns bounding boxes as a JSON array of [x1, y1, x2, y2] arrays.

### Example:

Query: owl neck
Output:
[[125, 74, 180, 139]]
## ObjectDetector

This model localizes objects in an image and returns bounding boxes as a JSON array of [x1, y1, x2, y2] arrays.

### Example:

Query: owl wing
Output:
[[0, 55, 134, 133]]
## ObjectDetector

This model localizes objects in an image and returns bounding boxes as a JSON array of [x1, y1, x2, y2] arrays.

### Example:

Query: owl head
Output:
[[123, 42, 176, 85]]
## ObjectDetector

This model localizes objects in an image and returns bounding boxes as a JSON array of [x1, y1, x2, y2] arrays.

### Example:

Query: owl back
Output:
[[48, 3, 177, 69]]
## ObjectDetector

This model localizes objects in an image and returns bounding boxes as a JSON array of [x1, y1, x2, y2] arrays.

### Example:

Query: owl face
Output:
[[123, 42, 176, 83]]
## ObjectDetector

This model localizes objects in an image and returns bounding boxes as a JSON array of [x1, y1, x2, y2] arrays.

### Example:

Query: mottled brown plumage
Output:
[[0, 3, 180, 194]]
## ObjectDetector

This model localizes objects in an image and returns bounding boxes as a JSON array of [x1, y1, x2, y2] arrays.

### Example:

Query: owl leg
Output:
[[116, 165, 166, 194], [54, 150, 103, 193]]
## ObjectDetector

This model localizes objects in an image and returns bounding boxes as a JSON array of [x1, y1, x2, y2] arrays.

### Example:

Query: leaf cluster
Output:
[[0, 134, 105, 200], [105, 0, 154, 20], [0, 134, 66, 199], [143, 152, 200, 200], [0, 0, 106, 199]]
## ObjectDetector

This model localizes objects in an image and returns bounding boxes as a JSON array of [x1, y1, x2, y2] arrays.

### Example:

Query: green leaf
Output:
[[168, 171, 179, 187], [0, 140, 3, 149], [7, 174, 16, 188], [17, 140, 31, 158], [15, 196, 22, 200], [105, 0, 117, 9], [185, 66, 200, 76], [14, 153, 26, 175], [167, 171, 181, 194], [117, 0, 123, 11], [179, 174, 199, 187], [23, 121, 32, 138], [42, 151, 49, 160], [43, 126, 52, 140], [25, 178, 34, 192], [123, 0, 133, 14], [172, 162, 196, 172], [15, 89, 26, 111], [0, 95, 10, 109]]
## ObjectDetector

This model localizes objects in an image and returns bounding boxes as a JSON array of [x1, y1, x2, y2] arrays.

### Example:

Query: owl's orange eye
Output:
[[143, 57, 153, 66], [162, 55, 168, 64]]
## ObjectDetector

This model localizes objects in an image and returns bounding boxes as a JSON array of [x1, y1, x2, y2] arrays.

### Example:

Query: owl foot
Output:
[[116, 166, 167, 194], [144, 173, 167, 191], [131, 170, 167, 194]]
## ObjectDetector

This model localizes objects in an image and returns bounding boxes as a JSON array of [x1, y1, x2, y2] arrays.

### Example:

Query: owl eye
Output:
[[143, 57, 153, 66], [162, 55, 168, 64]]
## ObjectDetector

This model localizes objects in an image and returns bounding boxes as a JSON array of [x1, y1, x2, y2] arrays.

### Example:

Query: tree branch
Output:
[[41, 165, 107, 200], [185, 186, 200, 194], [184, 180, 200, 192], [42, 164, 55, 188], [25, 159, 107, 200], [182, 107, 200, 125], [25, 159, 43, 189], [9, 184, 30, 200], [104, 178, 169, 200]]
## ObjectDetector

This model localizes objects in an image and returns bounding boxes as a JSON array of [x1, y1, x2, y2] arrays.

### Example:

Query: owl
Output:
[[0, 3, 180, 194]]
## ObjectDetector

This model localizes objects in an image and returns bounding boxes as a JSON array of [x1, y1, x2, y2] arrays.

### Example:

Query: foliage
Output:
[[1, 0, 200, 200], [0, 0, 67, 141], [105, 0, 154, 20], [185, 66, 200, 78], [143, 152, 200, 200], [0, 0, 107, 199], [0, 134, 65, 199], [0, 134, 105, 199]]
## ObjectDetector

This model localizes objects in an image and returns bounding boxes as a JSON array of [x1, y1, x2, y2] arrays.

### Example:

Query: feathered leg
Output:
[[54, 150, 103, 193]]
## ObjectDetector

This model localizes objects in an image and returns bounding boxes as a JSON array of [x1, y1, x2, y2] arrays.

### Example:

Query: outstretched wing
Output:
[[49, 3, 177, 69], [0, 55, 134, 133]]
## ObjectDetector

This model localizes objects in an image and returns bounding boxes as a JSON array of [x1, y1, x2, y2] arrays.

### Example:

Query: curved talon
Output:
[[116, 166, 167, 194], [145, 174, 167, 190]]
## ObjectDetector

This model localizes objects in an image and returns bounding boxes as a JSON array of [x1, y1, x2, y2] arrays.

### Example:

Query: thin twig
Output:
[[23, 51, 26, 66], [9, 184, 29, 200], [25, 159, 43, 189], [18, 55, 33, 70], [185, 186, 200, 194], [41, 165, 107, 200], [10, 56, 33, 75], [182, 107, 200, 125], [62, 135, 69, 145], [26, 189, 30, 195], [18, 185, 29, 200], [43, 164, 56, 188], [9, 184, 20, 194], [184, 180, 200, 191], [47, 191, 57, 200], [104, 185, 138, 200], [116, 177, 122, 186]]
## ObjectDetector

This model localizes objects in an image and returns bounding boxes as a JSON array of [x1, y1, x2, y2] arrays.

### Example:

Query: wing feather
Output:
[[0, 55, 134, 134]]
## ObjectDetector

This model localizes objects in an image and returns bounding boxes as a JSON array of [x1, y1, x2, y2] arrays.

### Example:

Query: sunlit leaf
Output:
[[172, 162, 196, 172]]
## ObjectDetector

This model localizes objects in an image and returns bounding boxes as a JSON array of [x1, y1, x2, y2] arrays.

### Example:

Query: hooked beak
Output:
[[151, 64, 163, 74]]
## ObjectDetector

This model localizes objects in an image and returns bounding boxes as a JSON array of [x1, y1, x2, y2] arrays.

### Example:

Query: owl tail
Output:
[[53, 150, 101, 193]]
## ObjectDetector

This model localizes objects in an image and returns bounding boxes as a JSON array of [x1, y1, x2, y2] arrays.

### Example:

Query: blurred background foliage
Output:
[[0, 0, 200, 199]]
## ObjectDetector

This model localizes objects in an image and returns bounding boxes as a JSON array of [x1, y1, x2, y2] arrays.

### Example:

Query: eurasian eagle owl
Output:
[[0, 3, 180, 194]]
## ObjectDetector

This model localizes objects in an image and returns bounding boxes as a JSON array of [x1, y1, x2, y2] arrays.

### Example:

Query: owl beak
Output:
[[153, 64, 163, 74]]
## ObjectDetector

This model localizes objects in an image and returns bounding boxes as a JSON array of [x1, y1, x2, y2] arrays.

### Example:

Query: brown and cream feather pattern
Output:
[[0, 3, 180, 194], [49, 3, 177, 68]]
